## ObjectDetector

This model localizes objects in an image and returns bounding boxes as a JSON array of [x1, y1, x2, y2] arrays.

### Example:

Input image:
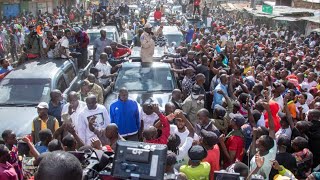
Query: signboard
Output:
[[262, 4, 273, 14]]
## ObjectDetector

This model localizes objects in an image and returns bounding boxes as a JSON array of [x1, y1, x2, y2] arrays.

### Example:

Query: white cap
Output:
[[144, 23, 152, 28], [37, 102, 49, 109]]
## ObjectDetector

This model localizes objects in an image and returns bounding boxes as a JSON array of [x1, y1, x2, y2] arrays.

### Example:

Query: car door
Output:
[[56, 74, 68, 93], [63, 64, 79, 93]]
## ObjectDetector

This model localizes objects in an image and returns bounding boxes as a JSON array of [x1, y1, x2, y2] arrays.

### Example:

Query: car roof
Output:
[[130, 46, 166, 60], [5, 59, 72, 79], [121, 61, 171, 68], [162, 26, 182, 35], [86, 26, 117, 33]]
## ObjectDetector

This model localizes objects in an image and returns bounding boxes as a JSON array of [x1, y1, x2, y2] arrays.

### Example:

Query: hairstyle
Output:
[[167, 134, 181, 155], [62, 135, 76, 150], [38, 129, 53, 142], [292, 136, 309, 151], [35, 151, 82, 180], [1, 130, 13, 140], [166, 151, 177, 166], [48, 139, 63, 152], [259, 135, 274, 151]]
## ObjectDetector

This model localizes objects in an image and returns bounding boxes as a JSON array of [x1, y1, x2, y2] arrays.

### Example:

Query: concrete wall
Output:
[[292, 0, 320, 9]]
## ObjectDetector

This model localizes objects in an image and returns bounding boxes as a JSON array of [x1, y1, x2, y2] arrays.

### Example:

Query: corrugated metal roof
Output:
[[300, 16, 320, 24]]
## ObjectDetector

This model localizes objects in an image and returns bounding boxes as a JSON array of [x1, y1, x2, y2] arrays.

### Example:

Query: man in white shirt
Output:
[[61, 91, 86, 133], [94, 53, 117, 87], [57, 29, 71, 59], [140, 100, 159, 130], [78, 94, 110, 145]]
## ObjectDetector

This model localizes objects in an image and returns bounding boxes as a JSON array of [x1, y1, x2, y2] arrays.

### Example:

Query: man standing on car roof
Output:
[[140, 23, 156, 63], [74, 27, 89, 69]]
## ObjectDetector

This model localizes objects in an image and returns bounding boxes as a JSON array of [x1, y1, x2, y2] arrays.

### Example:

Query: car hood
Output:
[[104, 92, 172, 111], [0, 107, 37, 137]]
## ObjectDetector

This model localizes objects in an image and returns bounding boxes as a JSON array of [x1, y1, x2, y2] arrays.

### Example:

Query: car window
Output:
[[65, 65, 76, 83], [114, 66, 174, 91], [56, 75, 67, 92], [0, 78, 51, 105]]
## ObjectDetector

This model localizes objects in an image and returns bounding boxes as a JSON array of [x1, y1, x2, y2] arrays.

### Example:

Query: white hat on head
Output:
[[37, 102, 49, 109], [144, 23, 152, 28]]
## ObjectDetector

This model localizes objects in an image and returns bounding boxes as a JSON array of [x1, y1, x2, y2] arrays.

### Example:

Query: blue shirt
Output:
[[0, 66, 13, 74], [212, 83, 228, 109], [186, 29, 194, 44], [48, 101, 65, 123], [110, 98, 140, 136], [35, 142, 48, 154]]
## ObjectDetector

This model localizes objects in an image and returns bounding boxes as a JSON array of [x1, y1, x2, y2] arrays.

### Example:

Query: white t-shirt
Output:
[[275, 127, 292, 140], [95, 61, 112, 85], [140, 111, 159, 129], [295, 102, 309, 115], [170, 125, 199, 147], [273, 96, 283, 111], [78, 104, 110, 145], [250, 140, 277, 180], [257, 115, 265, 127], [61, 101, 86, 133], [59, 36, 69, 58], [175, 137, 193, 170], [42, 40, 54, 58]]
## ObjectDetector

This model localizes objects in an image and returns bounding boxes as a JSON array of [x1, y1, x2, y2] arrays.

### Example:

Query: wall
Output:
[[292, 0, 320, 9]]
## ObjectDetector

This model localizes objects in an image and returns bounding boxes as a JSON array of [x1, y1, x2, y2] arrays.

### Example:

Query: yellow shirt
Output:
[[317, 84, 320, 90], [180, 162, 210, 180], [31, 117, 59, 132]]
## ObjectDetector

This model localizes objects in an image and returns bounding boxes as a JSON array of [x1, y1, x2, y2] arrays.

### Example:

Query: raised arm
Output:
[[262, 101, 275, 139]]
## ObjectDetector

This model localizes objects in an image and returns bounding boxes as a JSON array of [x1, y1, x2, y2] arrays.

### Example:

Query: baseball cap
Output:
[[81, 79, 94, 87], [188, 145, 207, 162], [214, 104, 226, 118], [201, 129, 218, 147], [229, 113, 245, 127], [144, 23, 152, 28], [37, 102, 49, 109]]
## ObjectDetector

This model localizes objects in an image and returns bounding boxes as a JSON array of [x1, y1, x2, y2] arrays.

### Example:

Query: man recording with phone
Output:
[[78, 94, 110, 145]]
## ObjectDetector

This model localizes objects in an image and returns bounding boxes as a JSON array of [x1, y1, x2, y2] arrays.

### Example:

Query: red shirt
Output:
[[113, 48, 131, 58], [146, 114, 170, 144], [194, 0, 201, 6], [203, 144, 220, 180], [75, 32, 90, 49], [224, 135, 244, 168], [154, 10, 162, 21], [0, 162, 18, 180]]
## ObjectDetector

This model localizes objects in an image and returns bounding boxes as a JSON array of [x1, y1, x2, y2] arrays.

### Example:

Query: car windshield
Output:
[[115, 66, 174, 91], [0, 79, 51, 105], [88, 32, 114, 45], [165, 34, 183, 46]]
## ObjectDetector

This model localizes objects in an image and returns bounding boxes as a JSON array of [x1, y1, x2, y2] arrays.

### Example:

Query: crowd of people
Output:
[[0, 0, 320, 180]]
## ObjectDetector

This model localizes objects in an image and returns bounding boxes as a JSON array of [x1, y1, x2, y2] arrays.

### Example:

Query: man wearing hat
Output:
[[179, 145, 210, 179], [140, 23, 156, 62], [31, 102, 60, 144], [182, 84, 205, 125]]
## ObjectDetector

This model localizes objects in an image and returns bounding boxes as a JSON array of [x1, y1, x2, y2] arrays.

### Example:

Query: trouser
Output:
[[78, 49, 88, 69], [193, 5, 200, 15], [10, 48, 18, 62]]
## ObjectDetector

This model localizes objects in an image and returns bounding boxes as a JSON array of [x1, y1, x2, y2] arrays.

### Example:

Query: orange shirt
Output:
[[203, 144, 220, 180], [287, 101, 297, 119]]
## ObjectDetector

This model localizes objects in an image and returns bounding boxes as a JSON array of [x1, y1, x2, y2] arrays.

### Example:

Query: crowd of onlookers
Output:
[[1, 1, 320, 180]]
